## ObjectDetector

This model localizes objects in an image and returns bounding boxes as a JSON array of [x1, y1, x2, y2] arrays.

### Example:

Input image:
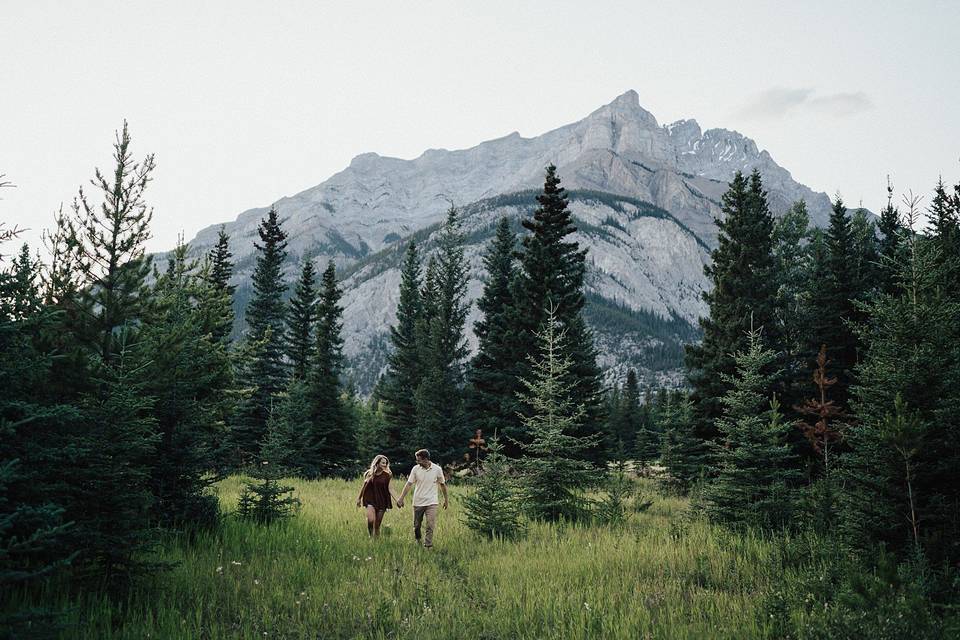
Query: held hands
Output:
[[396, 498, 405, 509]]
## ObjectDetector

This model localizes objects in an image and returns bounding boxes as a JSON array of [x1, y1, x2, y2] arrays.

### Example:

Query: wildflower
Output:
[[365, 556, 372, 561], [583, 602, 591, 611], [231, 561, 242, 566], [254, 579, 260, 585]]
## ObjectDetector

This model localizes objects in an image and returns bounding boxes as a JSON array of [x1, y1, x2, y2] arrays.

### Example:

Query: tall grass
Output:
[[16, 477, 807, 639]]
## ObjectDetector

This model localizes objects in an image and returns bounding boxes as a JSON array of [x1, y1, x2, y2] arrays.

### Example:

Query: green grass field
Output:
[[24, 476, 829, 639]]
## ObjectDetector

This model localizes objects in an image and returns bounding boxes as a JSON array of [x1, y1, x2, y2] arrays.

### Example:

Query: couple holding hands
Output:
[[356, 449, 448, 548]]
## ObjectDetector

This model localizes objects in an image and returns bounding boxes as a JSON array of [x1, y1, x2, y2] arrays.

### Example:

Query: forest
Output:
[[2, 123, 959, 639]]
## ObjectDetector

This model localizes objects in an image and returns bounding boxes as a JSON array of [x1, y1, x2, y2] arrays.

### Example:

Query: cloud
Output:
[[806, 91, 873, 116], [736, 87, 872, 120]]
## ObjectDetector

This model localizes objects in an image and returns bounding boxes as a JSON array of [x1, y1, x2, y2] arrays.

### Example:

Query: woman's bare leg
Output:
[[373, 509, 386, 536], [365, 505, 376, 536]]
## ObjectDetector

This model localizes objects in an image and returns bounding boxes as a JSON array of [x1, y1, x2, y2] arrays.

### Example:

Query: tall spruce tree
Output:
[[514, 165, 604, 463], [230, 207, 289, 465], [0, 239, 80, 634], [414, 208, 470, 460], [381, 242, 423, 462], [929, 177, 960, 297], [467, 217, 522, 452], [67, 337, 160, 586], [206, 225, 235, 343], [302, 261, 355, 477], [772, 201, 811, 412], [801, 197, 866, 412], [877, 179, 904, 295], [67, 121, 155, 367], [686, 170, 780, 440], [287, 258, 318, 380], [842, 197, 960, 564], [702, 329, 799, 530], [517, 307, 600, 522], [139, 241, 232, 529]]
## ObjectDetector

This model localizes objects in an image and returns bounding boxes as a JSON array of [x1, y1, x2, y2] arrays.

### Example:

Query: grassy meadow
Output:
[[14, 477, 852, 639]]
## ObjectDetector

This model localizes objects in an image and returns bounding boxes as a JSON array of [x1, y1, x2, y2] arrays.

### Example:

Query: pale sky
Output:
[[1, 1, 957, 254]]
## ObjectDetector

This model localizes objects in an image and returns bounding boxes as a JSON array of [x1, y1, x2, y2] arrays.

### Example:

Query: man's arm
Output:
[[439, 480, 448, 510], [397, 480, 413, 508]]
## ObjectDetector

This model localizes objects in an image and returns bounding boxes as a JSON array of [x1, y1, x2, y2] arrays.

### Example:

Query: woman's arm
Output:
[[356, 477, 370, 507]]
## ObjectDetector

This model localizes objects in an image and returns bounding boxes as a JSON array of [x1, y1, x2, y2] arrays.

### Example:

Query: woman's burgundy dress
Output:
[[362, 472, 392, 511]]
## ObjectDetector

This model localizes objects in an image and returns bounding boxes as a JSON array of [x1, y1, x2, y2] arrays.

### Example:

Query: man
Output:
[[396, 449, 448, 548]]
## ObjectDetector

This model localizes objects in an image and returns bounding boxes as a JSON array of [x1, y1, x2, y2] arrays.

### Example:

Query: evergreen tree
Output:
[[842, 197, 960, 563], [235, 458, 300, 526], [514, 165, 604, 463], [287, 258, 317, 380], [658, 394, 707, 495], [381, 242, 423, 462], [302, 261, 355, 477], [208, 226, 235, 294], [414, 208, 470, 460], [801, 196, 867, 412], [467, 217, 522, 453], [66, 338, 160, 586], [686, 170, 780, 441], [138, 241, 232, 529], [702, 329, 800, 530], [772, 201, 811, 410], [230, 207, 289, 465], [460, 437, 525, 540], [0, 241, 80, 634], [877, 178, 904, 295], [516, 308, 600, 522], [66, 121, 155, 366], [206, 225, 235, 343], [929, 177, 960, 297]]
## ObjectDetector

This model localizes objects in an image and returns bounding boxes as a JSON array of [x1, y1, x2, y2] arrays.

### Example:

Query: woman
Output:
[[356, 454, 397, 537]]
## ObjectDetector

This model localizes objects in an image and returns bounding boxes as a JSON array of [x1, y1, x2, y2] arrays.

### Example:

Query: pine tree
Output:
[[514, 165, 604, 463], [702, 329, 800, 530], [686, 170, 780, 441], [67, 121, 155, 366], [302, 261, 355, 477], [138, 241, 232, 529], [66, 338, 160, 586], [206, 225, 235, 343], [381, 242, 423, 462], [414, 208, 470, 460], [877, 178, 904, 295], [772, 201, 812, 411], [467, 217, 522, 453], [929, 177, 960, 298], [208, 226, 235, 295], [287, 258, 317, 380], [1, 241, 80, 633], [658, 394, 707, 495], [842, 196, 960, 563], [801, 196, 867, 412], [516, 308, 600, 522], [230, 207, 289, 465], [460, 436, 525, 540]]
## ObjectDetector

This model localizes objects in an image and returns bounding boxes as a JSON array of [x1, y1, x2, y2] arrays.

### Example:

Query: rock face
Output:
[[183, 90, 835, 391]]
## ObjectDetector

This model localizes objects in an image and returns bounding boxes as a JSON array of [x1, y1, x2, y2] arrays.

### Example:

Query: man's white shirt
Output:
[[407, 463, 445, 507]]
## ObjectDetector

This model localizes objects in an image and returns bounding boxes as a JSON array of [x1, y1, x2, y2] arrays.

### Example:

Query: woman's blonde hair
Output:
[[364, 454, 392, 479]]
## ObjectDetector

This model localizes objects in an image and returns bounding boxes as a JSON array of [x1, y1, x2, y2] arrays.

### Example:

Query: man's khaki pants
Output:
[[413, 504, 438, 547]]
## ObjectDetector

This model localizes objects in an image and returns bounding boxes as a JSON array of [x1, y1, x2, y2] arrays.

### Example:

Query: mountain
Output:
[[183, 90, 835, 392]]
